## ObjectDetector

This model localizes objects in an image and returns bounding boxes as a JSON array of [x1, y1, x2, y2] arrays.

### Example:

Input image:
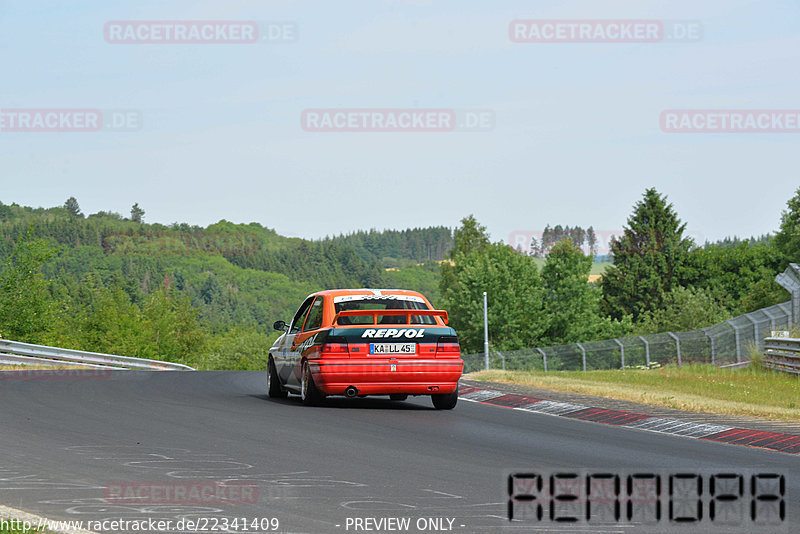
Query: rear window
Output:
[[333, 295, 435, 325]]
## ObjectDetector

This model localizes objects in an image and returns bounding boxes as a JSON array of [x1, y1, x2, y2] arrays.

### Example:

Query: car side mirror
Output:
[[273, 320, 288, 332]]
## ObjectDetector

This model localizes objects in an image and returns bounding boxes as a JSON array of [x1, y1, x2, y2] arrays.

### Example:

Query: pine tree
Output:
[[529, 236, 541, 257], [601, 188, 693, 321], [131, 203, 145, 223], [541, 225, 553, 255], [586, 226, 598, 256], [64, 197, 83, 218], [448, 215, 490, 259]]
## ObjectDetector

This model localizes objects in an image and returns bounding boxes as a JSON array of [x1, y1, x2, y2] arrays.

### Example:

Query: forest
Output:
[[0, 199, 449, 369], [1, 186, 797, 366]]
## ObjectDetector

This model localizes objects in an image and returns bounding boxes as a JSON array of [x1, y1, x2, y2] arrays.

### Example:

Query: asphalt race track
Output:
[[1, 371, 798, 533]]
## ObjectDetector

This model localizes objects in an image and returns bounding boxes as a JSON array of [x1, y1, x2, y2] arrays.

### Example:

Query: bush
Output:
[[193, 326, 279, 370], [635, 286, 731, 334]]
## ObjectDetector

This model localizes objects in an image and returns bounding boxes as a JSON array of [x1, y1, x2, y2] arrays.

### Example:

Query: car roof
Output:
[[307, 288, 426, 300]]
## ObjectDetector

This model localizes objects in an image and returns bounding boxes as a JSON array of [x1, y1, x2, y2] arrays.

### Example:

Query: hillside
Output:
[[2, 190, 791, 369], [0, 200, 451, 368]]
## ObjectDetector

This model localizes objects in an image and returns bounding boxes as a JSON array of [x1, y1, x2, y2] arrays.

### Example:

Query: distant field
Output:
[[590, 262, 612, 275], [531, 258, 612, 276], [467, 364, 800, 421]]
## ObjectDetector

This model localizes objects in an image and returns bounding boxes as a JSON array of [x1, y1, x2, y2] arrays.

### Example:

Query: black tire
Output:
[[431, 390, 458, 410], [268, 357, 287, 399], [389, 393, 409, 401], [301, 361, 324, 406]]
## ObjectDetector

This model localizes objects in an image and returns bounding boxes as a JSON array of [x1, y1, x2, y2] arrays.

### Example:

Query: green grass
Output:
[[589, 261, 611, 276], [0, 365, 94, 371], [467, 363, 800, 421]]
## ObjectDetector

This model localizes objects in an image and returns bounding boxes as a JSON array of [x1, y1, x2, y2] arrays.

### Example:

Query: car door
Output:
[[288, 296, 326, 387], [281, 296, 315, 388]]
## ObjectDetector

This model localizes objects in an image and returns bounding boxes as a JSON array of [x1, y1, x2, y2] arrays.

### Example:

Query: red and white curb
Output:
[[458, 385, 800, 454]]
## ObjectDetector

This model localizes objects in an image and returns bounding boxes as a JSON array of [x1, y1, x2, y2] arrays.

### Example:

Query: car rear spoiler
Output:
[[333, 309, 449, 326]]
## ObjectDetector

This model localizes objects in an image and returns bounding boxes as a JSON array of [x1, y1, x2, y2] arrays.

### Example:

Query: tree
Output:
[[131, 203, 145, 223], [635, 286, 730, 335], [529, 236, 541, 257], [140, 287, 206, 363], [442, 242, 545, 352], [63, 197, 83, 218], [601, 188, 693, 321], [441, 215, 489, 297], [568, 226, 585, 249], [448, 215, 489, 259], [0, 234, 57, 341], [541, 240, 630, 344], [441, 216, 545, 352], [541, 225, 553, 255], [684, 241, 783, 315], [552, 225, 564, 249], [774, 186, 800, 262], [51, 280, 206, 365], [586, 226, 598, 256]]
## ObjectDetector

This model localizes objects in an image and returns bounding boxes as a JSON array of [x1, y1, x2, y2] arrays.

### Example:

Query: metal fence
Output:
[[462, 301, 793, 374], [0, 339, 195, 370], [763, 336, 800, 375]]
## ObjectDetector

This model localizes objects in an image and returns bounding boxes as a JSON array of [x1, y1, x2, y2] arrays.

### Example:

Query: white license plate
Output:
[[369, 343, 416, 355]]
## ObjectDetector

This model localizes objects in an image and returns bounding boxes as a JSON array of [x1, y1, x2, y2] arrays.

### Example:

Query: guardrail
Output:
[[0, 339, 194, 371], [763, 337, 800, 375]]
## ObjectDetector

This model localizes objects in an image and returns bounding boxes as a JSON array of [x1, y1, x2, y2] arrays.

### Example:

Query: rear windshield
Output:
[[334, 295, 435, 325]]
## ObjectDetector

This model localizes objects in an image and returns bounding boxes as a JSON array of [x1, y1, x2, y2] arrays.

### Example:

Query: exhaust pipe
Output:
[[344, 386, 359, 398]]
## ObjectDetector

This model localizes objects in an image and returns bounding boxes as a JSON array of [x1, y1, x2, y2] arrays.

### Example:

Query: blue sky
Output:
[[1, 0, 798, 245]]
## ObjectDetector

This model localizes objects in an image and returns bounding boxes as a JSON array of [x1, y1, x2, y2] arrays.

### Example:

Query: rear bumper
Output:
[[308, 357, 463, 396]]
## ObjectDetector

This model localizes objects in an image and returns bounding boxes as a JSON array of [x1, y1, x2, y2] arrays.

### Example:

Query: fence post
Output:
[[576, 343, 587, 372], [726, 320, 742, 363], [496, 351, 505, 371], [638, 336, 650, 367], [483, 291, 489, 370], [778, 302, 792, 329], [775, 263, 800, 327], [537, 348, 547, 372], [667, 332, 681, 367], [613, 339, 625, 369], [745, 314, 761, 351], [703, 329, 716, 365]]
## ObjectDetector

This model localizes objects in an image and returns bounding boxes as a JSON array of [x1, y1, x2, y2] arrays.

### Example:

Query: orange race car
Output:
[[268, 289, 463, 409]]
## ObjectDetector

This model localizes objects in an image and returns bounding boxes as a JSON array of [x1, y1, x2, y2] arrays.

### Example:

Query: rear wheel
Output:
[[267, 357, 287, 399], [301, 361, 324, 406], [389, 393, 408, 401], [431, 390, 458, 410]]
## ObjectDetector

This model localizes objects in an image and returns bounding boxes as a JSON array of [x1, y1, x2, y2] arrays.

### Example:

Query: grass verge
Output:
[[466, 363, 800, 421], [0, 364, 95, 371]]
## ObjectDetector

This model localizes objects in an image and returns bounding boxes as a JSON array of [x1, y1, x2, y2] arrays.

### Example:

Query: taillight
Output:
[[320, 336, 349, 356], [436, 336, 460, 357]]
